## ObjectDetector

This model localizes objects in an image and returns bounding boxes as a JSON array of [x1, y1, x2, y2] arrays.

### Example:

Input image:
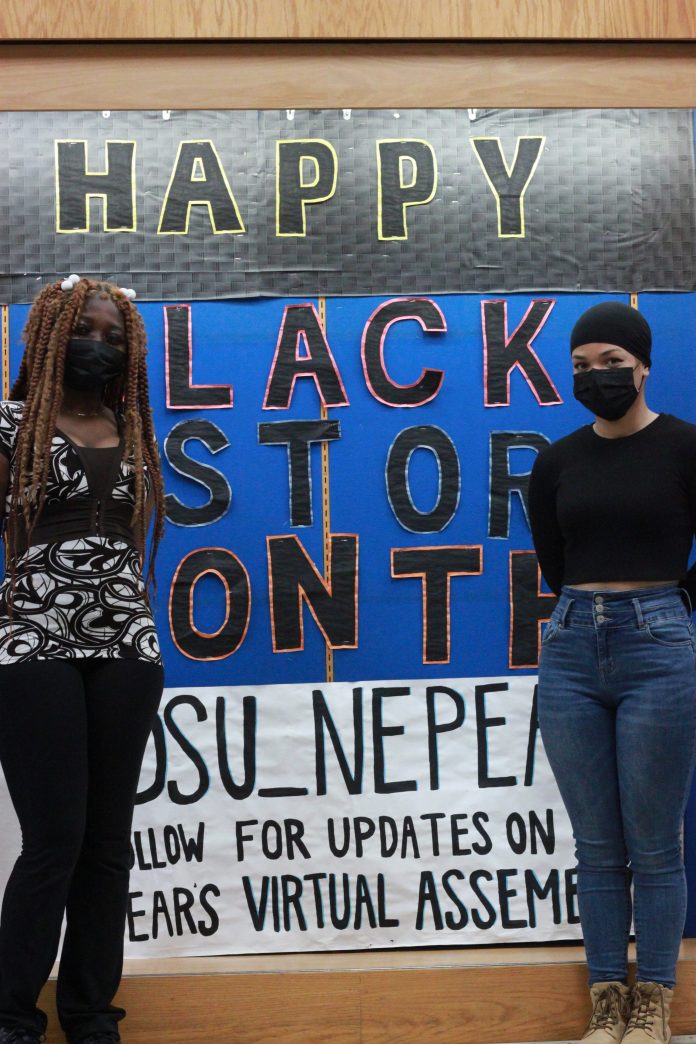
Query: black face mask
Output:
[[573, 365, 643, 421], [64, 338, 125, 391]]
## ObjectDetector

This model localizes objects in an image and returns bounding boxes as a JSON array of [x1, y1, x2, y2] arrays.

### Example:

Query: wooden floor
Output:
[[38, 940, 696, 1043]]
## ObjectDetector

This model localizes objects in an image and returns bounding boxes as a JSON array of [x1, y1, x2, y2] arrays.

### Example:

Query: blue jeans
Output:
[[537, 585, 696, 988]]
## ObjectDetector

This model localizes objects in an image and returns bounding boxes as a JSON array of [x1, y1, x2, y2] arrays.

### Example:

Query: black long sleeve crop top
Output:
[[527, 413, 696, 600]]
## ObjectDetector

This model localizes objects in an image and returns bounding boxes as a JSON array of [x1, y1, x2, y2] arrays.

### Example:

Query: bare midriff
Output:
[[568, 580, 678, 591]]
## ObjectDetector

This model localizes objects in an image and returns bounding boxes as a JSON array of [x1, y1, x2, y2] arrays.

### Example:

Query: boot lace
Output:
[[588, 984, 628, 1031], [626, 983, 661, 1033]]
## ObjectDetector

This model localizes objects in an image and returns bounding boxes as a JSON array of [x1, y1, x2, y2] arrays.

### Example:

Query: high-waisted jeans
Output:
[[537, 585, 696, 988]]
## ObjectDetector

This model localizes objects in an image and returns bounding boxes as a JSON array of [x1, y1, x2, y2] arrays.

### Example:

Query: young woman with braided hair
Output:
[[0, 277, 166, 1044]]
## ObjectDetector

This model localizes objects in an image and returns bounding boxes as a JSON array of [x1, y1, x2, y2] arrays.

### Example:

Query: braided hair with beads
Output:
[[7, 277, 165, 607]]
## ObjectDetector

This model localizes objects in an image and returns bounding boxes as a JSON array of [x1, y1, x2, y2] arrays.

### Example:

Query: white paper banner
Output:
[[115, 676, 580, 956], [0, 675, 583, 956]]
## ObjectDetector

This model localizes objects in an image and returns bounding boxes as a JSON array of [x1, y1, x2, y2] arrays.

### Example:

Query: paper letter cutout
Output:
[[55, 139, 136, 232], [258, 419, 341, 526], [264, 304, 348, 409], [488, 431, 550, 538], [267, 534, 358, 651], [170, 548, 251, 661], [362, 298, 446, 407], [164, 304, 233, 409], [164, 419, 231, 527], [482, 299, 560, 407], [391, 546, 482, 663], [276, 139, 338, 236], [377, 140, 437, 239], [509, 550, 558, 668], [471, 136, 544, 237], [158, 140, 244, 234], [387, 425, 460, 533]]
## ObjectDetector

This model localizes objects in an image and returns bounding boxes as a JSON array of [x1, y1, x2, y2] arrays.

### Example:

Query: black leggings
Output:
[[0, 658, 163, 1043]]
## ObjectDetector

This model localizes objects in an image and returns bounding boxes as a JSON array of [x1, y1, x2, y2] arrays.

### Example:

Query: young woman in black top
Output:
[[0, 277, 166, 1044], [529, 301, 696, 1044]]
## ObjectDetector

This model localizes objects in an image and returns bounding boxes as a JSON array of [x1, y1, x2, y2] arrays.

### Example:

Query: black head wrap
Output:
[[570, 302, 652, 367]]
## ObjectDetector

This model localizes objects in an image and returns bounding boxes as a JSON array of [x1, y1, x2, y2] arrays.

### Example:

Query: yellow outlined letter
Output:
[[158, 140, 245, 235], [276, 139, 338, 237], [55, 139, 137, 233], [377, 139, 437, 241], [470, 136, 545, 238]]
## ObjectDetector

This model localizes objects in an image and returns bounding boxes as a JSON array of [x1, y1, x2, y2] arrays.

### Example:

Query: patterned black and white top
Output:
[[0, 400, 161, 665]]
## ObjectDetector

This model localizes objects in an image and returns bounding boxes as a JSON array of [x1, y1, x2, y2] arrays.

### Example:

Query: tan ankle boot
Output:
[[581, 980, 632, 1042], [622, 980, 674, 1042]]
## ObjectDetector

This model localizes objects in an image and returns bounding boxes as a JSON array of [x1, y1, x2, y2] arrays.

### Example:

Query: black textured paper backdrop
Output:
[[1, 108, 694, 302]]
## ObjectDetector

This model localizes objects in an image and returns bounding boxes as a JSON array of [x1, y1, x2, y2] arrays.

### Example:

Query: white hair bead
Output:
[[119, 287, 137, 301], [60, 274, 81, 291]]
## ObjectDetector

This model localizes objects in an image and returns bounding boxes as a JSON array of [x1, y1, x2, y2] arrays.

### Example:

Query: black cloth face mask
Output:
[[64, 338, 125, 391], [573, 365, 643, 421]]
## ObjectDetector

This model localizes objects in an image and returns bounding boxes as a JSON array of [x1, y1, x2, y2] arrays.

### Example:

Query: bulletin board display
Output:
[[0, 107, 695, 955]]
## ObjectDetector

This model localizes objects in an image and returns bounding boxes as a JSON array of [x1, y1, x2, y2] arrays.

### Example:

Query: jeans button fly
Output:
[[597, 613, 606, 623], [594, 595, 604, 605]]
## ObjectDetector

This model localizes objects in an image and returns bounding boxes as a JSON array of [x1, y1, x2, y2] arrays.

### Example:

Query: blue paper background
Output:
[[8, 286, 696, 933]]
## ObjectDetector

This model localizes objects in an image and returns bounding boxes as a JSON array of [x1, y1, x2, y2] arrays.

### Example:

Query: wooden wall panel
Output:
[[2, 42, 696, 110], [1, 0, 696, 42], [35, 944, 696, 1043]]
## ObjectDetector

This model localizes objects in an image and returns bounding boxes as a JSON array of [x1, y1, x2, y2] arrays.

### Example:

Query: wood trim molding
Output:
[[1, 0, 696, 42], [2, 42, 696, 110]]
